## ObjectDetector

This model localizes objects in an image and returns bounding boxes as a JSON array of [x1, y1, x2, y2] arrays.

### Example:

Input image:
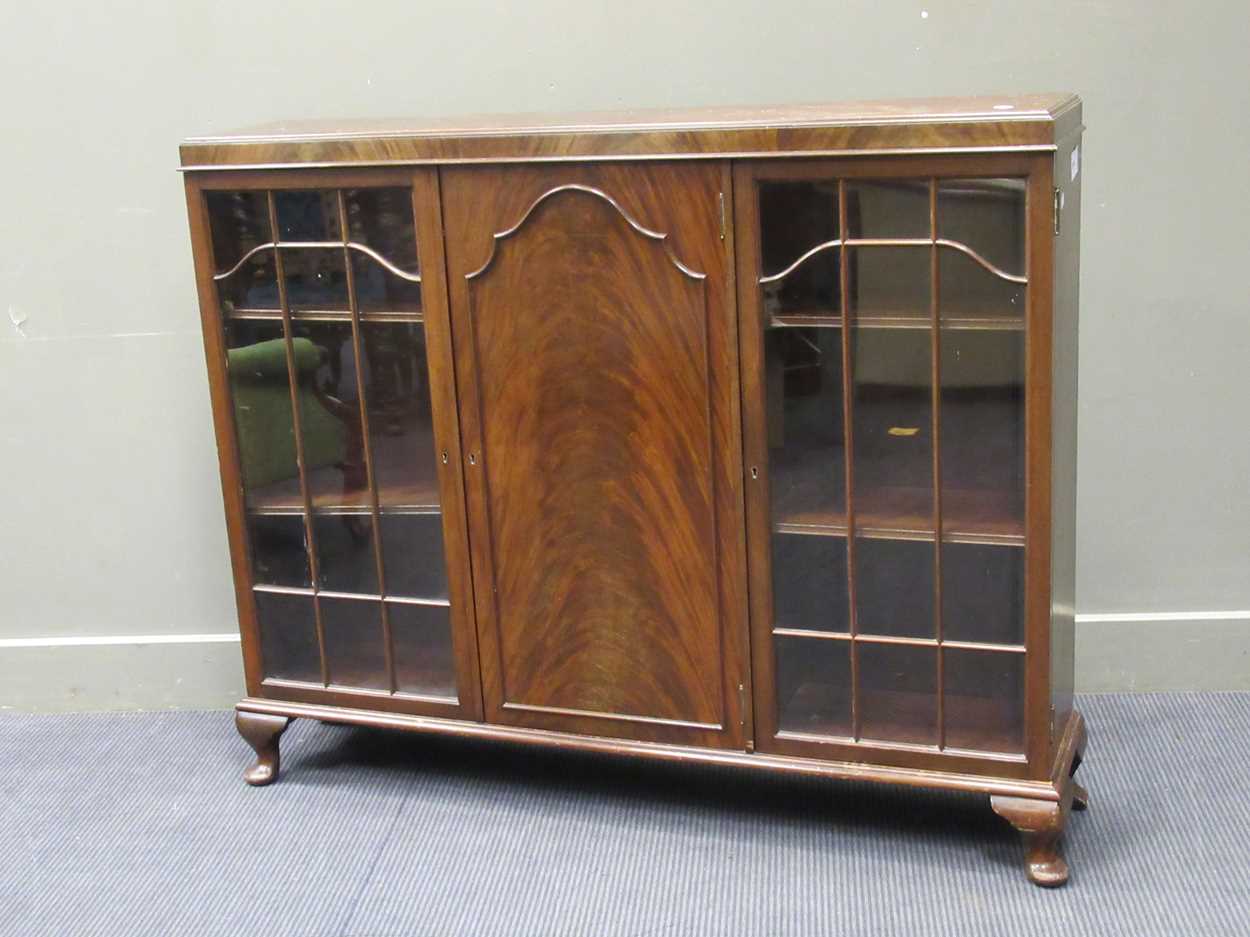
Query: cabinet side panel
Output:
[[1050, 130, 1082, 744], [1024, 158, 1055, 778]]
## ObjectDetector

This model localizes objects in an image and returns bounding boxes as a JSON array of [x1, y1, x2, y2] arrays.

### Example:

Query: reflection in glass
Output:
[[207, 191, 277, 312], [207, 190, 270, 257], [353, 255, 423, 314], [858, 643, 937, 745], [380, 515, 449, 600], [938, 178, 1025, 323], [765, 327, 844, 527], [939, 251, 1024, 322], [775, 636, 851, 737], [283, 248, 349, 312], [771, 533, 848, 633], [944, 649, 1025, 752], [848, 246, 929, 323], [750, 175, 1035, 758], [855, 539, 934, 639], [759, 181, 840, 317], [224, 320, 303, 506], [211, 185, 459, 706], [938, 178, 1026, 275], [942, 544, 1024, 646], [314, 514, 378, 595], [248, 515, 310, 588], [852, 329, 933, 526], [346, 188, 422, 314], [215, 254, 279, 312], [321, 596, 387, 690], [846, 180, 929, 238], [256, 591, 320, 683], [940, 331, 1025, 535], [843, 178, 929, 325], [275, 190, 341, 242], [286, 320, 365, 510], [362, 323, 441, 511], [278, 319, 379, 594], [390, 602, 457, 699], [345, 188, 419, 273]]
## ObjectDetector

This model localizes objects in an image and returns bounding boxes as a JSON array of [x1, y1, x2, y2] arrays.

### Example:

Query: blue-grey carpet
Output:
[[2, 693, 1246, 936]]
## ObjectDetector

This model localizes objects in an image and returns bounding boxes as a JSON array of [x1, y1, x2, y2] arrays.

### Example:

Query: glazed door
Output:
[[442, 162, 750, 748], [188, 168, 483, 720], [734, 156, 1051, 778]]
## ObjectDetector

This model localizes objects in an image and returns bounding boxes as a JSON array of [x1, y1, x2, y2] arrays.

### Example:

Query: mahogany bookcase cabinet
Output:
[[181, 94, 1086, 886]]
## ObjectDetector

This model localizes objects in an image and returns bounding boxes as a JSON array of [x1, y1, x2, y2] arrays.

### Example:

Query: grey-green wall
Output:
[[2, 1, 1248, 711]]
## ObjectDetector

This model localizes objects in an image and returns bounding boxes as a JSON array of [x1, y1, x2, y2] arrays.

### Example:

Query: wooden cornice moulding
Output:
[[180, 94, 1083, 170]]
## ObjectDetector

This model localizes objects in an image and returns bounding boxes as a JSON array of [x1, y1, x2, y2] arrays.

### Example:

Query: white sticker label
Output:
[[1070, 145, 1080, 181]]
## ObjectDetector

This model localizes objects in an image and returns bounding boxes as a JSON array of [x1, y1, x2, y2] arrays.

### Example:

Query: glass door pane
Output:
[[859, 643, 938, 745], [851, 325, 935, 643], [847, 183, 938, 735], [937, 178, 1027, 754], [944, 648, 1025, 753], [775, 635, 851, 737], [765, 327, 845, 531], [207, 183, 458, 703], [758, 180, 853, 740], [759, 180, 839, 323], [751, 169, 1031, 759], [938, 178, 1026, 326]]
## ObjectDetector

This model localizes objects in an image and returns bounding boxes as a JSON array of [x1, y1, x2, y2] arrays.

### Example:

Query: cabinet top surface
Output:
[[180, 94, 1081, 170]]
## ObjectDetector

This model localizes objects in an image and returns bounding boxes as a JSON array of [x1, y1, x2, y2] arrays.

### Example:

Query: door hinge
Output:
[[1053, 187, 1062, 236], [718, 192, 726, 241]]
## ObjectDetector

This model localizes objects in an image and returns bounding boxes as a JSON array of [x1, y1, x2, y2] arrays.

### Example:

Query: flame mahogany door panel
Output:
[[441, 162, 750, 749]]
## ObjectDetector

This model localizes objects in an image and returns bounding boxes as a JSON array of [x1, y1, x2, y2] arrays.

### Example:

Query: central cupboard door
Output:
[[442, 163, 750, 748]]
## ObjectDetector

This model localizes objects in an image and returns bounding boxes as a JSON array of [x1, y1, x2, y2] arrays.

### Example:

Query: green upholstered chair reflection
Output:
[[228, 337, 356, 492]]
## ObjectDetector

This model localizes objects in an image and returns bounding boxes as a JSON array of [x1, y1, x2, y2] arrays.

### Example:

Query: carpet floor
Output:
[[2, 693, 1246, 936]]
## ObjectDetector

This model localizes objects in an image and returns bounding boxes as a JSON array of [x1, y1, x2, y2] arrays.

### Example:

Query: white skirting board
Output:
[[0, 640, 245, 713], [1074, 611, 1250, 692], [2, 613, 1248, 711]]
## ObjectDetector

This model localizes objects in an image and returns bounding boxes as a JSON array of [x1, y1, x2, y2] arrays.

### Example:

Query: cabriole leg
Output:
[[1070, 781, 1089, 811], [235, 711, 291, 786], [1069, 726, 1090, 811], [990, 795, 1069, 887]]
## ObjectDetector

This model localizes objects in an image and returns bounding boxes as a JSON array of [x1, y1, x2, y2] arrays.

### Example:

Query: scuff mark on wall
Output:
[[8, 305, 28, 338]]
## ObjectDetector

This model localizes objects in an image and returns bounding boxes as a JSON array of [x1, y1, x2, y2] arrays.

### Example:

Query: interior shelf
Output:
[[771, 628, 1025, 655], [769, 444, 1023, 545], [227, 307, 424, 323], [769, 306, 1024, 331], [247, 463, 442, 516]]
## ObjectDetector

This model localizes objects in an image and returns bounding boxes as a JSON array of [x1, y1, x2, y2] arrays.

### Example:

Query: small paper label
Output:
[[1070, 145, 1080, 181]]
